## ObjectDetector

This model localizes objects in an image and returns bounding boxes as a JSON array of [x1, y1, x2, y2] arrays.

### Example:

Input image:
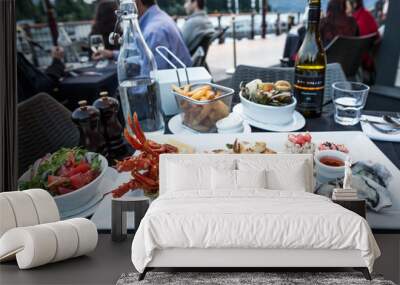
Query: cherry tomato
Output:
[[70, 170, 96, 189]]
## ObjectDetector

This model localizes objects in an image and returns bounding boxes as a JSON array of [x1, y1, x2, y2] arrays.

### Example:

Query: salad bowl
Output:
[[19, 151, 108, 215]]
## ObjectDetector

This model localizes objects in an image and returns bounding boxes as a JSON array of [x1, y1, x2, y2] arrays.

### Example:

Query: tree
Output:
[[158, 0, 185, 15], [16, 0, 44, 22], [17, 0, 94, 23], [17, 0, 263, 23], [55, 0, 94, 22]]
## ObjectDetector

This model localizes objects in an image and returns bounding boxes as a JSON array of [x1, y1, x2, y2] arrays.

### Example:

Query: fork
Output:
[[396, 112, 400, 124], [366, 120, 400, 135]]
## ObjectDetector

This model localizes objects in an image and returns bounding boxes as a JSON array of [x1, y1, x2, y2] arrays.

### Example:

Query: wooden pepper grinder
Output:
[[93, 91, 127, 161], [71, 100, 108, 156]]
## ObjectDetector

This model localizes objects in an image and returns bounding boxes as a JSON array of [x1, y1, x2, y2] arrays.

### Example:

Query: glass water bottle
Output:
[[117, 0, 164, 133]]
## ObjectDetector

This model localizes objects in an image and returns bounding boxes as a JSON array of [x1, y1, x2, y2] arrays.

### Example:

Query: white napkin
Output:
[[360, 115, 400, 142]]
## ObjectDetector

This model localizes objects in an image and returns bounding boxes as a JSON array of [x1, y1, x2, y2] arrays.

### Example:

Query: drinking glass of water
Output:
[[332, 82, 370, 126]]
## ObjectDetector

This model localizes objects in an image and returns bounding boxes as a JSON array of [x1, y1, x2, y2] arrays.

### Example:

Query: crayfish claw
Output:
[[112, 112, 178, 197]]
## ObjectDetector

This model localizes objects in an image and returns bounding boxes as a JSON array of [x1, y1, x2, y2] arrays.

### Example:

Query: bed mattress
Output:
[[131, 190, 380, 273]]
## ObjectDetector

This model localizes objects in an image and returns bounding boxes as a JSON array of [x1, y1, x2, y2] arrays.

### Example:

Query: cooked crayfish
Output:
[[109, 113, 178, 198]]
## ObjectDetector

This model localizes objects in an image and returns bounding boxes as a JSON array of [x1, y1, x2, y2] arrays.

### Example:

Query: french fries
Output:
[[171, 84, 221, 101], [171, 84, 230, 132]]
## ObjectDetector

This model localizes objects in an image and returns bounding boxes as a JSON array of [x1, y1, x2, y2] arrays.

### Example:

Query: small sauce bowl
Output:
[[314, 150, 349, 182], [216, 113, 244, 134]]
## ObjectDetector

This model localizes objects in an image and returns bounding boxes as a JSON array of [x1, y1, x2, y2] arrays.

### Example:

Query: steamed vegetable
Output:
[[240, 79, 294, 106]]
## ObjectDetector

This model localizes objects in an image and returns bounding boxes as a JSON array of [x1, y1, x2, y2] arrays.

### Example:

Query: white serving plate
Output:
[[168, 113, 252, 135], [144, 131, 400, 230], [233, 104, 306, 132]]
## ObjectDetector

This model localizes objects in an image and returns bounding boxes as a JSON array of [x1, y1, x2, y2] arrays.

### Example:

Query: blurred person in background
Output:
[[93, 0, 192, 69], [351, 0, 380, 83], [90, 0, 120, 51], [351, 0, 379, 36], [181, 0, 214, 54], [373, 0, 387, 26], [345, 0, 353, 16], [17, 46, 66, 103], [320, 0, 359, 47]]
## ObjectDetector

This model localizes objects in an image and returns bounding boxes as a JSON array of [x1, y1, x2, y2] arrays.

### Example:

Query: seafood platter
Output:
[[103, 114, 400, 231]]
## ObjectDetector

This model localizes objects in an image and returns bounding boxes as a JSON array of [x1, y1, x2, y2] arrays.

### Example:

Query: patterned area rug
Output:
[[116, 272, 396, 285]]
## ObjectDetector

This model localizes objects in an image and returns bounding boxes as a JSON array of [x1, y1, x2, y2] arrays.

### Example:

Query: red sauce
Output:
[[319, 156, 344, 167]]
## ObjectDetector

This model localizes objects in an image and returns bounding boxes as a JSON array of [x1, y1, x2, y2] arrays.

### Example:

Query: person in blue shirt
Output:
[[93, 0, 192, 69]]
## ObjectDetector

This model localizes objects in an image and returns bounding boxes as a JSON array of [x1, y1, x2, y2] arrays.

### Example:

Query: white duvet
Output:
[[131, 190, 380, 273]]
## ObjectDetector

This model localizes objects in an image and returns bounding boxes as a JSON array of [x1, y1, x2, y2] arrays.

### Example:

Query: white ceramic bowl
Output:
[[239, 92, 296, 125], [217, 125, 244, 134], [216, 113, 244, 133], [19, 153, 108, 214], [314, 150, 349, 182]]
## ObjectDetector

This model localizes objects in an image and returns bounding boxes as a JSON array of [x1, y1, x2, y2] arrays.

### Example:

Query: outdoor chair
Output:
[[191, 47, 206, 67], [18, 93, 79, 176], [282, 33, 300, 63], [325, 33, 378, 80], [229, 63, 346, 105], [191, 30, 217, 69], [217, 26, 229, 44]]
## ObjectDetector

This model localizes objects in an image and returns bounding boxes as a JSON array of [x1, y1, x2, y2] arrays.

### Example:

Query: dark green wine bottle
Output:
[[294, 0, 327, 118]]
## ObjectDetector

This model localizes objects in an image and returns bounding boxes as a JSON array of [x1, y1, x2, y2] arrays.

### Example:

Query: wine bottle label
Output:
[[294, 72, 325, 111]]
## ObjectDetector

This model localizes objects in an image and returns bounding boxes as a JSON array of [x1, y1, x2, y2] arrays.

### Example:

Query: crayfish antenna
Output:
[[127, 114, 135, 134], [124, 129, 143, 150], [133, 113, 147, 145]]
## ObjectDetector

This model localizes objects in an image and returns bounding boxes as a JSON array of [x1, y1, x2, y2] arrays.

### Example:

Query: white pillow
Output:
[[236, 169, 267, 189], [237, 158, 311, 192], [266, 162, 308, 191], [167, 162, 211, 191], [211, 169, 268, 191], [211, 169, 236, 190]]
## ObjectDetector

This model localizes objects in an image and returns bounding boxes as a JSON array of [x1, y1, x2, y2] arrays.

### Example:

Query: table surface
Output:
[[1, 90, 399, 285], [59, 62, 118, 109], [61, 62, 117, 86], [280, 92, 400, 169]]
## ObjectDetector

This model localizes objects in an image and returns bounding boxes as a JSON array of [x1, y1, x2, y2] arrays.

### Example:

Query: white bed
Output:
[[131, 154, 380, 280]]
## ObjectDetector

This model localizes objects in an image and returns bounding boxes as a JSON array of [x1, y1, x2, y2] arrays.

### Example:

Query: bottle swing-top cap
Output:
[[99, 91, 109, 100], [78, 100, 87, 108]]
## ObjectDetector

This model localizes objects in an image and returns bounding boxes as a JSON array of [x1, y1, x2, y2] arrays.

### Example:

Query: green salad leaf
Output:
[[19, 175, 47, 191], [19, 148, 89, 191], [90, 154, 102, 172]]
